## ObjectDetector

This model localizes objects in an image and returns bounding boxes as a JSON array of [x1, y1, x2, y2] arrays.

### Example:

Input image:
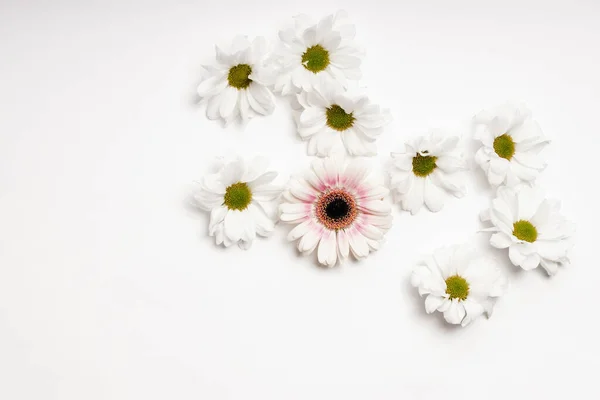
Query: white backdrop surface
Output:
[[1, 1, 598, 399]]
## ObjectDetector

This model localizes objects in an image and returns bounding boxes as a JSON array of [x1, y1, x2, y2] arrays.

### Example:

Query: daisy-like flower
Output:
[[481, 185, 575, 275], [295, 84, 391, 157], [197, 36, 276, 125], [280, 157, 392, 267], [411, 244, 507, 327], [389, 132, 466, 214], [273, 10, 362, 95], [193, 157, 283, 249], [473, 103, 550, 187]]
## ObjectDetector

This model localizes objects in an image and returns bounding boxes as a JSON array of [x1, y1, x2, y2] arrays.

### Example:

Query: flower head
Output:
[[273, 10, 363, 95], [295, 84, 390, 157], [481, 186, 575, 275], [473, 103, 550, 187], [280, 157, 392, 267], [197, 36, 276, 125], [193, 156, 283, 249], [389, 132, 466, 214], [411, 244, 507, 327]]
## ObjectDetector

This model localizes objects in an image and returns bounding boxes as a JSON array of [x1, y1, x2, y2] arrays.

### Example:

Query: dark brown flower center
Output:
[[315, 189, 358, 230]]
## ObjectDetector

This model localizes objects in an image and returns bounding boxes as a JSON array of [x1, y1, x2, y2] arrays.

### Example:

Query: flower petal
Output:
[[443, 300, 466, 325], [424, 177, 445, 212], [317, 230, 337, 267]]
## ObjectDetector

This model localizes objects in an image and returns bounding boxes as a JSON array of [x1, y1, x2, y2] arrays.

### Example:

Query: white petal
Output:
[[358, 185, 389, 201], [435, 155, 464, 173], [298, 116, 326, 138], [359, 200, 391, 216], [540, 258, 559, 276], [193, 190, 222, 210], [224, 210, 245, 242], [253, 184, 283, 202], [357, 223, 383, 240], [341, 158, 371, 187], [289, 179, 317, 202], [238, 90, 250, 121], [330, 54, 361, 68], [512, 152, 546, 170], [300, 107, 326, 126], [423, 177, 445, 212], [248, 84, 275, 115], [425, 295, 446, 314], [241, 156, 268, 182], [490, 232, 512, 249], [480, 208, 491, 222], [221, 159, 245, 186], [337, 229, 350, 260], [402, 177, 424, 215], [347, 229, 369, 258], [287, 219, 313, 241], [521, 253, 541, 270], [510, 162, 538, 182], [535, 240, 570, 261], [317, 230, 337, 267], [430, 170, 465, 197], [280, 203, 309, 214], [209, 206, 228, 235], [488, 167, 507, 187], [197, 75, 226, 98], [391, 153, 413, 171], [490, 156, 509, 175], [517, 187, 543, 220], [461, 299, 485, 327], [443, 300, 466, 325], [206, 94, 222, 120], [509, 118, 543, 143], [508, 244, 528, 267], [248, 171, 277, 189], [249, 204, 275, 237], [298, 228, 322, 254], [340, 129, 372, 156], [219, 87, 238, 119], [433, 246, 455, 278], [280, 211, 308, 223]]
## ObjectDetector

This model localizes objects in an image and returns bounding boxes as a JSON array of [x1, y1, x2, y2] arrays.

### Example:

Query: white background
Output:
[[1, 0, 598, 399]]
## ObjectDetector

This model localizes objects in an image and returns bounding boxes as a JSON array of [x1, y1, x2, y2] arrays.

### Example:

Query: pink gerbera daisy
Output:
[[279, 157, 392, 266]]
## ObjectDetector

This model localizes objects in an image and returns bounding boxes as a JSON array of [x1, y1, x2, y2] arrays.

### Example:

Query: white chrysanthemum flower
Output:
[[295, 84, 391, 157], [273, 10, 362, 95], [389, 132, 466, 214], [481, 185, 575, 275], [193, 157, 283, 249], [411, 244, 507, 327], [197, 36, 276, 125], [473, 103, 550, 187], [279, 157, 392, 267]]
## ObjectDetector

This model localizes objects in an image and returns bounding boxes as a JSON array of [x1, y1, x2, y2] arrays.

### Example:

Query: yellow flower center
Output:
[[445, 275, 469, 301], [513, 220, 538, 242], [227, 64, 252, 89], [223, 182, 252, 210], [301, 45, 330, 73], [326, 105, 355, 131], [412, 153, 437, 177], [493, 134, 515, 160]]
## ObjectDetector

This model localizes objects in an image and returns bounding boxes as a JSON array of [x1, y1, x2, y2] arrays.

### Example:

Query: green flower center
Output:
[[513, 220, 538, 243], [493, 134, 515, 160], [326, 105, 355, 131], [412, 153, 437, 177], [301, 44, 330, 73], [445, 275, 469, 301], [227, 64, 252, 89], [223, 182, 252, 211]]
